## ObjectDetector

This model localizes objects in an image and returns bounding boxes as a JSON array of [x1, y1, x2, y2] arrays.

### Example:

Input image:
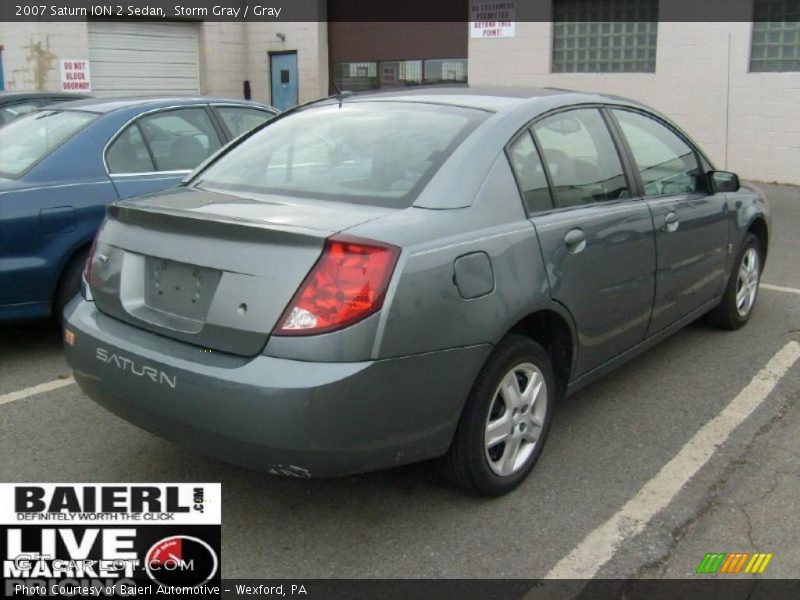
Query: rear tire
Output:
[[439, 334, 556, 497], [54, 250, 87, 325], [706, 233, 761, 330]]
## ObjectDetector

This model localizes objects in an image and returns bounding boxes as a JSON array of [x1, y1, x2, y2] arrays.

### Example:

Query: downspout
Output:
[[724, 32, 732, 170]]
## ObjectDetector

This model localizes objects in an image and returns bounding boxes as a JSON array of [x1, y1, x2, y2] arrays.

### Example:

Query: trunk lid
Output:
[[89, 186, 392, 355]]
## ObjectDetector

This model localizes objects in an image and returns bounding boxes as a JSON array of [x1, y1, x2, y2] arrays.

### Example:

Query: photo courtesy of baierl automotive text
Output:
[[1, 0, 799, 598]]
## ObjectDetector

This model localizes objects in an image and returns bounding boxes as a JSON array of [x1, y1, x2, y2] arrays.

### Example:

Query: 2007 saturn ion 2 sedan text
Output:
[[64, 87, 769, 496]]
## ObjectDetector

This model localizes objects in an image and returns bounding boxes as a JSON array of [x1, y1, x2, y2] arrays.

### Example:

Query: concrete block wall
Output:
[[244, 21, 329, 105], [469, 19, 800, 185], [199, 21, 248, 98], [0, 20, 330, 107], [0, 22, 89, 91], [199, 20, 331, 104]]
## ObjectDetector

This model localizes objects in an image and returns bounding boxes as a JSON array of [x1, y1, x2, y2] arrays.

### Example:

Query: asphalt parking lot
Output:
[[1, 182, 798, 580]]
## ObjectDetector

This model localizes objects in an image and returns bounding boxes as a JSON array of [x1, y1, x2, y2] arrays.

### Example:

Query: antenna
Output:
[[336, 90, 353, 109]]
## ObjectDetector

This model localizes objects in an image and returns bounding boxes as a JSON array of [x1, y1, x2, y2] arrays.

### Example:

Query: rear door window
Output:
[[107, 108, 223, 174], [106, 125, 154, 174], [533, 108, 630, 208], [138, 108, 222, 172], [506, 131, 553, 213], [612, 109, 704, 196]]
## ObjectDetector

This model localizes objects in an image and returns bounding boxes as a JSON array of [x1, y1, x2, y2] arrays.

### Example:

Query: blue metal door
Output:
[[270, 52, 298, 111]]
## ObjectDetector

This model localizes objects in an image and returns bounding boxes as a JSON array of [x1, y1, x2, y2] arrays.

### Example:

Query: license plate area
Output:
[[144, 257, 221, 321]]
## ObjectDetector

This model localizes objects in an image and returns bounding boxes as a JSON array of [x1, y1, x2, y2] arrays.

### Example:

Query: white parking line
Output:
[[0, 377, 75, 406], [545, 340, 800, 580], [761, 282, 800, 296]]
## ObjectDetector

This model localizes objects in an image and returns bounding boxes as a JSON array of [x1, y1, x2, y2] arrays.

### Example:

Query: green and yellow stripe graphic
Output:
[[696, 552, 773, 574]]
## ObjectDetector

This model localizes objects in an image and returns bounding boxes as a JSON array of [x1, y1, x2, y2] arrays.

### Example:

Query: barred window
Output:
[[333, 62, 379, 92], [423, 59, 468, 84], [751, 0, 800, 72], [334, 59, 467, 91], [552, 0, 659, 73]]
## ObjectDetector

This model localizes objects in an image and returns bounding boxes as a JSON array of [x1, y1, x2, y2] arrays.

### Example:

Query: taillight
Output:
[[274, 235, 400, 336], [83, 219, 106, 283]]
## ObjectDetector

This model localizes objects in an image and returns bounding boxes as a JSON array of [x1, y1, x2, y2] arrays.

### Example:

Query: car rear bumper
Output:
[[64, 299, 490, 477]]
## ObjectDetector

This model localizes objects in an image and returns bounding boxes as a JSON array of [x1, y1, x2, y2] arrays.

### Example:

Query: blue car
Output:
[[0, 97, 277, 322]]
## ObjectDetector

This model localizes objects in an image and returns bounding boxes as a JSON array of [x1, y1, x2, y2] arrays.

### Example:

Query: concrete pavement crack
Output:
[[629, 388, 799, 579], [738, 502, 761, 550], [735, 468, 782, 506]]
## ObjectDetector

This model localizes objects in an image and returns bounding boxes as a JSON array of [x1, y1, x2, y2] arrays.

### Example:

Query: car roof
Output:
[[48, 96, 275, 114], [0, 91, 92, 103], [329, 85, 643, 113]]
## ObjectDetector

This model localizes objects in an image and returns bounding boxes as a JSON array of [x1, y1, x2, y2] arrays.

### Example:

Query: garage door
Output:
[[88, 21, 200, 96]]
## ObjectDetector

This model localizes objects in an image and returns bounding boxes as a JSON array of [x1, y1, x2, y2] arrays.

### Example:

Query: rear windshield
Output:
[[193, 101, 488, 207], [0, 110, 97, 178]]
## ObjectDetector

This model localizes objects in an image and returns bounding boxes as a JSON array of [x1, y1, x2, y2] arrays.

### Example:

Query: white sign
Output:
[[0, 483, 221, 525], [380, 64, 398, 86], [470, 1, 516, 39], [60, 59, 91, 92]]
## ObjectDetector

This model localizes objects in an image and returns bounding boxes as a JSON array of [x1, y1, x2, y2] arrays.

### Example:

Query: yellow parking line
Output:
[[0, 377, 75, 406]]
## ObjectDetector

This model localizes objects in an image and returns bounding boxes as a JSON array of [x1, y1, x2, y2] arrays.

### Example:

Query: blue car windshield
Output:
[[194, 102, 488, 207], [0, 110, 97, 178]]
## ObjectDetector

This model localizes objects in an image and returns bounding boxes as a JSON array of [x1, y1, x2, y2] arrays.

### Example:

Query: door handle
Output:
[[564, 228, 586, 253], [663, 212, 679, 233]]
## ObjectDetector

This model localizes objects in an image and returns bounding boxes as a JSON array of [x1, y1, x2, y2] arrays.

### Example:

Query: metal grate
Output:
[[552, 0, 659, 73], [751, 0, 800, 72]]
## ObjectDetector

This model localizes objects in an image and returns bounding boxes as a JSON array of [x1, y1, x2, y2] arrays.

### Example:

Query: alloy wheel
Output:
[[736, 247, 760, 318], [484, 362, 548, 477]]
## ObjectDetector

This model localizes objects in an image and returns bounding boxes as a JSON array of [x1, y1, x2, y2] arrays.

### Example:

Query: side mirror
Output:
[[709, 170, 740, 193]]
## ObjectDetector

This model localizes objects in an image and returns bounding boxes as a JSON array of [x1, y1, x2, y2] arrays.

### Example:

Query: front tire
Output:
[[707, 233, 762, 330], [439, 334, 556, 497]]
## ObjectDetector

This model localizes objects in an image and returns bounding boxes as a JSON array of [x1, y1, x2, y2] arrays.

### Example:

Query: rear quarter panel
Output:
[[349, 155, 558, 360], [0, 113, 121, 308], [0, 182, 115, 306]]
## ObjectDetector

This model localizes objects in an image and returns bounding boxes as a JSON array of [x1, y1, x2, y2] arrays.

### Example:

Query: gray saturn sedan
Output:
[[64, 87, 769, 496]]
